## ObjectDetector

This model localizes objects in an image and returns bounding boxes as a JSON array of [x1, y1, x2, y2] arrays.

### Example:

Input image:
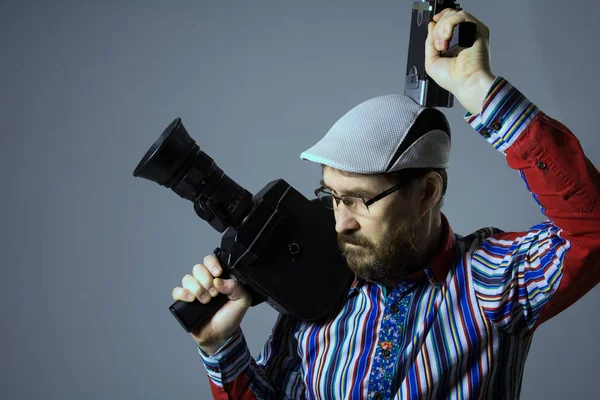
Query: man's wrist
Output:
[[456, 71, 496, 115], [198, 342, 223, 357], [198, 328, 251, 385], [197, 335, 235, 356]]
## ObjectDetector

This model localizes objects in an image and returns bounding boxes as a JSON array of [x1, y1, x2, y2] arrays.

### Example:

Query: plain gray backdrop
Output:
[[2, 1, 598, 399]]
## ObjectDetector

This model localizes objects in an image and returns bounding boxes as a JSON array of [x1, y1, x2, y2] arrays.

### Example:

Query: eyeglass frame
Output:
[[314, 167, 445, 214], [314, 182, 407, 214]]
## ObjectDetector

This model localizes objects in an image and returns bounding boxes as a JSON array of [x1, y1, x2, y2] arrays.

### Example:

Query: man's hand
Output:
[[172, 255, 251, 355], [425, 8, 496, 115]]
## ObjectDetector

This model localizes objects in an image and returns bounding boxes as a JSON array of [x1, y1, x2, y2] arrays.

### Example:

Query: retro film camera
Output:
[[133, 119, 353, 333]]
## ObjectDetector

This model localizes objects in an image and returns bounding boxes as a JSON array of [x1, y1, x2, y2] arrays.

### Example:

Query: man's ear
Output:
[[419, 171, 443, 217]]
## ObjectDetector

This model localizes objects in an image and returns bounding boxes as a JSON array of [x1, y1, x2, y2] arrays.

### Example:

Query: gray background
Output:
[[2, 1, 598, 399]]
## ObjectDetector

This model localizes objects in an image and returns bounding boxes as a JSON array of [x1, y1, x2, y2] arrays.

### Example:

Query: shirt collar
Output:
[[425, 212, 455, 285], [348, 212, 455, 295]]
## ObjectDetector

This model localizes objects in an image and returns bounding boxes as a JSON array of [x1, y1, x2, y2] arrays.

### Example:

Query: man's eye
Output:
[[342, 197, 357, 207]]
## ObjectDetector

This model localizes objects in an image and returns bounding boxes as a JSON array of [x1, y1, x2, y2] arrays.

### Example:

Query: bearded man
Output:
[[173, 8, 600, 399]]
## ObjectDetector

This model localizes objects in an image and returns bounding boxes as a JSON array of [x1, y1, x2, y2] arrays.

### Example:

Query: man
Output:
[[172, 9, 600, 399]]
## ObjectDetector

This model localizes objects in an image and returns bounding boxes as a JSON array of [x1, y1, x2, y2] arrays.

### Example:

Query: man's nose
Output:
[[335, 204, 360, 233]]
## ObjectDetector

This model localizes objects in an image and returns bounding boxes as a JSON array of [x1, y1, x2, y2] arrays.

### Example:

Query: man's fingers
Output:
[[425, 22, 441, 60], [432, 10, 478, 46], [182, 273, 212, 304], [172, 287, 195, 302], [193, 263, 220, 298], [215, 278, 248, 302], [203, 255, 222, 276], [432, 7, 454, 22]]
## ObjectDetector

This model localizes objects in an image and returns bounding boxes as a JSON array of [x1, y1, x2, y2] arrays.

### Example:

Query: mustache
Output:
[[338, 233, 373, 248]]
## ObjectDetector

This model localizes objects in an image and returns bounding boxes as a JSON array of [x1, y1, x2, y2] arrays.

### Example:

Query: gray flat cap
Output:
[[300, 94, 451, 174]]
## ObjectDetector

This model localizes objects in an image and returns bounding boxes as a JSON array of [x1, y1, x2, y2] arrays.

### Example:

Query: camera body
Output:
[[134, 118, 353, 333]]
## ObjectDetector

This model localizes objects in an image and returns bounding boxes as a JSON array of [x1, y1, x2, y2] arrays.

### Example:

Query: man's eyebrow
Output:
[[319, 179, 373, 197]]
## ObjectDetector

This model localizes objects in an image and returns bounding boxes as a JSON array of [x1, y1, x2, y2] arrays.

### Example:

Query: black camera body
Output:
[[134, 118, 353, 333]]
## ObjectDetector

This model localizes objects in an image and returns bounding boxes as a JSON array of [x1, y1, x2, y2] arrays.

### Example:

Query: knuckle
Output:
[[193, 285, 206, 298], [182, 274, 196, 284], [173, 287, 192, 302], [197, 288, 211, 303], [193, 265, 215, 288], [441, 8, 455, 17], [182, 275, 201, 293], [192, 263, 206, 276], [442, 29, 451, 39]]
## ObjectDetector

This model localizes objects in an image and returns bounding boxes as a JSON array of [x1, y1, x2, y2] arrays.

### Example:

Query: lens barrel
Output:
[[133, 118, 254, 232]]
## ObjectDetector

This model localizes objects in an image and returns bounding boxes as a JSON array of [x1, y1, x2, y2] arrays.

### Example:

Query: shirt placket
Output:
[[367, 283, 413, 400]]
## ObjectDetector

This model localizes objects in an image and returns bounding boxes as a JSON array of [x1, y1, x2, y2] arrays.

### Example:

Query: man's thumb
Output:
[[214, 278, 250, 303]]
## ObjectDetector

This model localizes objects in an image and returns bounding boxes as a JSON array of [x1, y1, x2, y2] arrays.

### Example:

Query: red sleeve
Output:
[[505, 112, 600, 330]]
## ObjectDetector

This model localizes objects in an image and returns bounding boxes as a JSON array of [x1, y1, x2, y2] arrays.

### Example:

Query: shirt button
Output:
[[480, 128, 490, 138], [382, 349, 391, 357], [537, 160, 547, 169], [391, 305, 400, 314], [207, 366, 220, 372], [491, 121, 502, 130], [373, 392, 383, 400]]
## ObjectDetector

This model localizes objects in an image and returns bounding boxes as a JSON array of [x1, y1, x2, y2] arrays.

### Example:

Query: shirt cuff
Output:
[[463, 76, 541, 154], [197, 328, 251, 386]]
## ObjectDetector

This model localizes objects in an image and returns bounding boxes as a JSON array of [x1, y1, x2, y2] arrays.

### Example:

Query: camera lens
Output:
[[133, 118, 254, 232]]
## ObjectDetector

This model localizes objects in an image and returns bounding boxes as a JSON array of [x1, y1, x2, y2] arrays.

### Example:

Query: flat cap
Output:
[[300, 94, 451, 173]]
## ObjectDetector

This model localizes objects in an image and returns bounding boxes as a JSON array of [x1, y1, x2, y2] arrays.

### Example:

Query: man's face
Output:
[[321, 167, 423, 283]]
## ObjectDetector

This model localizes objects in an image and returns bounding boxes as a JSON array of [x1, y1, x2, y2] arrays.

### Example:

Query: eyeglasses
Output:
[[314, 183, 405, 216]]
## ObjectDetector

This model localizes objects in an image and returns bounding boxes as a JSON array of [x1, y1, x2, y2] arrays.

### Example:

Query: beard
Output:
[[337, 212, 421, 283]]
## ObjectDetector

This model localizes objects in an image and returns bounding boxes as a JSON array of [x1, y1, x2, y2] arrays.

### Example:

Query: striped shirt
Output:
[[198, 77, 600, 399]]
